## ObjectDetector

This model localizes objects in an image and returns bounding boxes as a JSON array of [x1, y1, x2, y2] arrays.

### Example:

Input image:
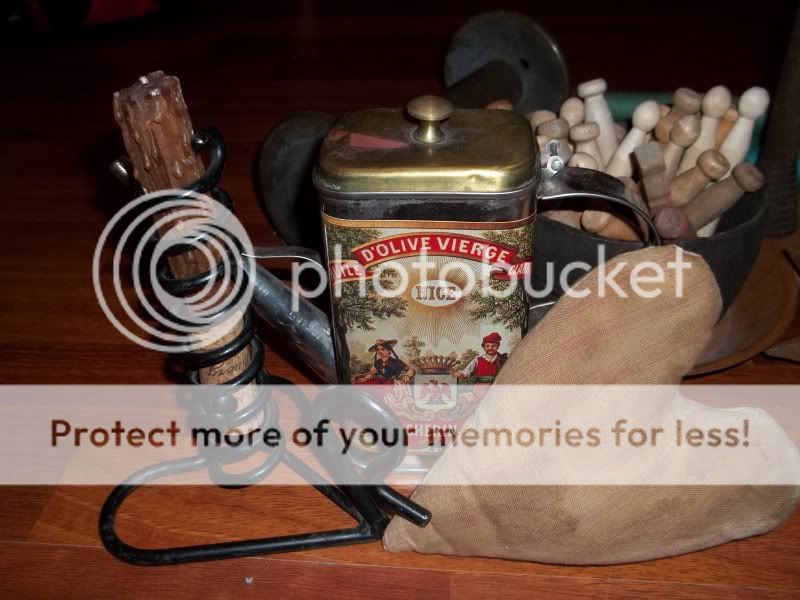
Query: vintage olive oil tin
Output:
[[314, 96, 538, 449]]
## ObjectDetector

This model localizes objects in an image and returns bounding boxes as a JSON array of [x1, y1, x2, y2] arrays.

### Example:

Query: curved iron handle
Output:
[[538, 165, 662, 246], [244, 246, 325, 270]]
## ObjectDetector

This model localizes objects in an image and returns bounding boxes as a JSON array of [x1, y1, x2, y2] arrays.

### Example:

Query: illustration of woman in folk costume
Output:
[[352, 338, 416, 384]]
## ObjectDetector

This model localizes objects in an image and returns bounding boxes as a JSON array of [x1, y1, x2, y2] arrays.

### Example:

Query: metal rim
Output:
[[444, 10, 570, 113]]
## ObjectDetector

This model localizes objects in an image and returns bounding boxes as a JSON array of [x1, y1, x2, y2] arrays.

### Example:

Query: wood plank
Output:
[[450, 573, 792, 599], [23, 485, 800, 591], [0, 487, 55, 542], [0, 542, 451, 600]]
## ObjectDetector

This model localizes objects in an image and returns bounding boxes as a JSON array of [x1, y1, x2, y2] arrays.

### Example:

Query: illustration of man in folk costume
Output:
[[452, 332, 508, 384], [352, 339, 416, 384]]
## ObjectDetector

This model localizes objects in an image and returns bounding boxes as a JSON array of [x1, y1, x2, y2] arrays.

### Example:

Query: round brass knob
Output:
[[407, 95, 454, 144]]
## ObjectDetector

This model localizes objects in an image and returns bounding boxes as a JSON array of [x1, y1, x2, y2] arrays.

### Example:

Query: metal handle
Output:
[[244, 246, 325, 269], [538, 165, 662, 246]]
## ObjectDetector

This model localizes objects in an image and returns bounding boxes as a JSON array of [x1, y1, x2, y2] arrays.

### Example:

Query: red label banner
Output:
[[330, 233, 531, 283], [352, 233, 515, 266], [328, 260, 373, 285]]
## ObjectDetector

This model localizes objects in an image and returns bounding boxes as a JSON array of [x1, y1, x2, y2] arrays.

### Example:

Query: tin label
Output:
[[323, 213, 534, 449]]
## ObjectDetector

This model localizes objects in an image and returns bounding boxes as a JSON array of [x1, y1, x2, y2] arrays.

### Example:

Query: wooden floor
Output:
[[1, 2, 799, 597]]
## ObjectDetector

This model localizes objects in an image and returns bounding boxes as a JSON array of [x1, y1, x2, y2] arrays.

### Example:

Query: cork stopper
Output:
[[537, 118, 569, 139], [673, 87, 702, 113], [697, 150, 730, 180], [581, 210, 611, 232], [670, 114, 701, 147], [577, 78, 607, 98], [570, 122, 600, 143], [732, 162, 765, 192], [701, 86, 732, 119], [632, 100, 661, 132], [567, 152, 598, 170], [560, 97, 584, 128], [737, 87, 770, 120], [528, 110, 557, 129]]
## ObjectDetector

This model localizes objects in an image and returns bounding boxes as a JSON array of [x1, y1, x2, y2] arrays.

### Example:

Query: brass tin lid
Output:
[[314, 96, 537, 194]]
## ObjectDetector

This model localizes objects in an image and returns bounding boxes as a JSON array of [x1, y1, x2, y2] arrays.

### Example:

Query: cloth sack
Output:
[[384, 246, 800, 564]]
